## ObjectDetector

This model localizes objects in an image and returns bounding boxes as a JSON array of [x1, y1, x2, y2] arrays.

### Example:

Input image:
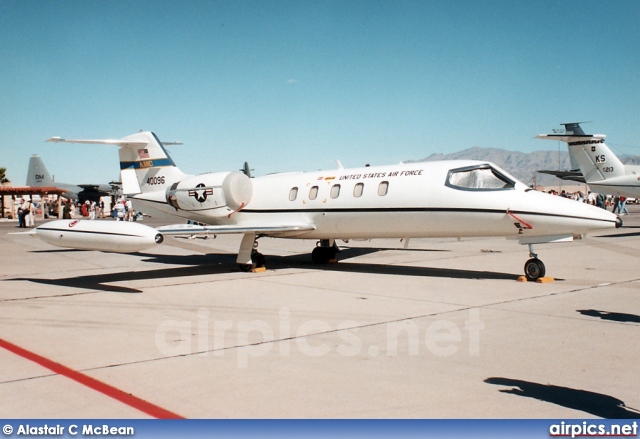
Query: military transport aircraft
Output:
[[26, 154, 115, 202], [31, 131, 621, 281], [537, 123, 640, 197]]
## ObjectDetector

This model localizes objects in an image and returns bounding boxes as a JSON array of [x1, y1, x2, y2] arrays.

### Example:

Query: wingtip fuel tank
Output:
[[33, 220, 163, 253]]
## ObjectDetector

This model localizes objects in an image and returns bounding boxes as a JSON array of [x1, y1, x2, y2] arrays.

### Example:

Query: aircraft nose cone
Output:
[[616, 216, 623, 229]]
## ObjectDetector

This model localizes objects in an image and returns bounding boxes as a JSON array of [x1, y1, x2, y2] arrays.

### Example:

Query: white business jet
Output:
[[537, 123, 640, 198], [33, 131, 620, 281]]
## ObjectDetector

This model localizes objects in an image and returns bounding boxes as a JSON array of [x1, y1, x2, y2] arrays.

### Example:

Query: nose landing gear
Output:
[[523, 244, 546, 281]]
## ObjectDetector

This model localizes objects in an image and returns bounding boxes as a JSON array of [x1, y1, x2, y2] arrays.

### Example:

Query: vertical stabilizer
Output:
[[567, 138, 625, 182], [536, 123, 625, 183], [26, 155, 54, 187], [47, 131, 188, 196], [116, 132, 187, 195]]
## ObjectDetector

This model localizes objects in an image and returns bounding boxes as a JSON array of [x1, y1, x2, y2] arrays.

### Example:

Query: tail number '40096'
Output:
[[147, 176, 165, 185]]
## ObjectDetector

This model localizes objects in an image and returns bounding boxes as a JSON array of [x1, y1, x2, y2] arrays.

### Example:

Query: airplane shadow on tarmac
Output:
[[485, 377, 640, 419], [139, 247, 520, 283], [7, 247, 519, 293], [596, 225, 640, 239], [577, 309, 640, 324], [7, 253, 240, 294]]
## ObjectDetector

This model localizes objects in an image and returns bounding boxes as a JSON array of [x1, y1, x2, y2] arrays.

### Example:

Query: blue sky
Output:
[[1, 0, 639, 185]]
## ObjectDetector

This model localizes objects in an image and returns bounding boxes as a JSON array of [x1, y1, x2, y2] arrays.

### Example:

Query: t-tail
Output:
[[536, 122, 625, 183], [116, 132, 188, 195], [47, 131, 187, 195]]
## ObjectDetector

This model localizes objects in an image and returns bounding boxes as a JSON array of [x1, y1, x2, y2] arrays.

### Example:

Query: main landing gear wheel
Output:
[[238, 240, 266, 272], [311, 240, 337, 264], [238, 251, 266, 272], [524, 258, 546, 282]]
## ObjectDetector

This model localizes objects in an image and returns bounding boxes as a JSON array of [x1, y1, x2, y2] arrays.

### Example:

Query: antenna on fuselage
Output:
[[241, 162, 254, 178]]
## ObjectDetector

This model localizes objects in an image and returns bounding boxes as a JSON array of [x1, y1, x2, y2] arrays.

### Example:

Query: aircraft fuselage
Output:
[[133, 160, 617, 242]]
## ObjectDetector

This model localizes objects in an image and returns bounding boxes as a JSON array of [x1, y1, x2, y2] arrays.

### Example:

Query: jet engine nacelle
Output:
[[166, 172, 252, 216]]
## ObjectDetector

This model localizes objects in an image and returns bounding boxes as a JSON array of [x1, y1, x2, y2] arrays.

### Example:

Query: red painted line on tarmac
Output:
[[0, 337, 184, 419]]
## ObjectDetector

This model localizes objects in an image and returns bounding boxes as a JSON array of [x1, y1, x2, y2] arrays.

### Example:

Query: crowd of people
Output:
[[544, 189, 631, 214], [15, 195, 140, 226], [73, 197, 137, 221]]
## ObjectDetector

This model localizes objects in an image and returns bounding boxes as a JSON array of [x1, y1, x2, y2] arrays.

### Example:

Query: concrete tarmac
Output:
[[1, 207, 639, 419]]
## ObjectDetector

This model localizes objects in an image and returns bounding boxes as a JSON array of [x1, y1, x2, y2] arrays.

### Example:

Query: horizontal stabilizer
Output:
[[47, 136, 148, 148], [535, 134, 606, 143], [537, 169, 586, 183], [535, 122, 604, 143], [47, 136, 181, 147]]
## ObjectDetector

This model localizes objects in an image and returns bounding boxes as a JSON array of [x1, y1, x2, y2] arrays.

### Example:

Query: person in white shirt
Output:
[[22, 198, 33, 227], [113, 201, 126, 221], [125, 199, 133, 221], [89, 200, 97, 220]]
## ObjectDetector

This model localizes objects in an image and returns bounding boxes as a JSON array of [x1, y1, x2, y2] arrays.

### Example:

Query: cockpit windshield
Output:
[[446, 164, 515, 191]]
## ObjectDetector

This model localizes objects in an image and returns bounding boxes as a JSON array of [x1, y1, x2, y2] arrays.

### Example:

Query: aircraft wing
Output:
[[537, 170, 586, 183], [156, 223, 316, 236], [77, 184, 106, 190]]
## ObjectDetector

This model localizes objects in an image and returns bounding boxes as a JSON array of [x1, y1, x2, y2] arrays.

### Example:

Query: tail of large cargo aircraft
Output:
[[26, 154, 55, 187]]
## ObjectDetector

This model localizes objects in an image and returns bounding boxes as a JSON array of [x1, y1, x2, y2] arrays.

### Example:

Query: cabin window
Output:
[[353, 183, 364, 197], [378, 181, 389, 196], [289, 187, 298, 201], [446, 165, 515, 191], [309, 186, 319, 200], [330, 184, 341, 199]]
